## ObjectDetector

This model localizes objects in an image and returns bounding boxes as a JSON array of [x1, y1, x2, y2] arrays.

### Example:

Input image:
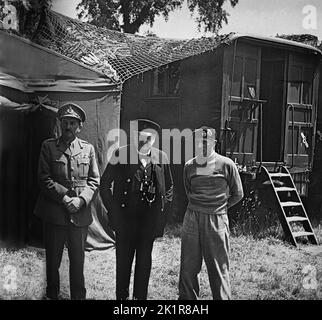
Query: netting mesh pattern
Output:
[[276, 34, 320, 47], [31, 10, 233, 83]]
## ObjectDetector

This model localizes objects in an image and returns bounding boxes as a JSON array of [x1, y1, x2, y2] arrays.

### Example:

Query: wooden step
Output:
[[293, 231, 314, 238], [275, 187, 296, 192], [287, 216, 308, 222], [281, 201, 302, 207], [269, 173, 290, 178], [261, 165, 318, 247]]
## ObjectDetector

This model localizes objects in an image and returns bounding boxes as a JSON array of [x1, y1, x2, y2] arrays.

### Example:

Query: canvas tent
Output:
[[0, 29, 120, 249]]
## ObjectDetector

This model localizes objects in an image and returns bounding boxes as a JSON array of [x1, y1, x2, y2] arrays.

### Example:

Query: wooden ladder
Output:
[[260, 166, 318, 247]]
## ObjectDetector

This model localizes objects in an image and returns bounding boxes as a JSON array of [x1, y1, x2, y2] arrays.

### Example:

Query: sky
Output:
[[52, 0, 322, 40]]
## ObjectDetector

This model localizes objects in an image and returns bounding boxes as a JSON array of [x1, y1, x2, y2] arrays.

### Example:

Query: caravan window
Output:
[[244, 58, 257, 98], [288, 55, 315, 105], [230, 45, 259, 99], [151, 62, 180, 97], [288, 65, 302, 104], [232, 56, 243, 97], [303, 67, 313, 104]]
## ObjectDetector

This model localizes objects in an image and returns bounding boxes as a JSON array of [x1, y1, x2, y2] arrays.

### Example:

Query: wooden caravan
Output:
[[309, 46, 322, 214], [120, 34, 321, 245], [221, 35, 321, 197], [122, 34, 321, 195]]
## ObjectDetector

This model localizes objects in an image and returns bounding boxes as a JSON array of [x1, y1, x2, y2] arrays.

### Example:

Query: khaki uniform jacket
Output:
[[100, 145, 173, 237], [34, 137, 100, 227]]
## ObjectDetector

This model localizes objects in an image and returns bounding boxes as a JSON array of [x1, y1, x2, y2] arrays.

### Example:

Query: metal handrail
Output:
[[287, 103, 295, 168], [259, 102, 263, 168]]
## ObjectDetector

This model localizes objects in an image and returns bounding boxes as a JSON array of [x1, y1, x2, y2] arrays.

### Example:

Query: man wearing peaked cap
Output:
[[179, 125, 244, 300], [34, 102, 100, 300], [100, 118, 173, 300], [134, 118, 161, 132], [57, 102, 86, 122]]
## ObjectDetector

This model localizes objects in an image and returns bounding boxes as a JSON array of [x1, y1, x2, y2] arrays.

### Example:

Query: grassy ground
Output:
[[0, 225, 322, 300]]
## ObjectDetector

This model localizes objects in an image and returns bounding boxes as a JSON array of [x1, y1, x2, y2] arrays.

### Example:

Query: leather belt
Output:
[[62, 179, 87, 189]]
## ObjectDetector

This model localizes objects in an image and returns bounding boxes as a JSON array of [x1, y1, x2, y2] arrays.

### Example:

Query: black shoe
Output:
[[42, 295, 58, 300], [71, 296, 86, 300], [116, 296, 129, 300]]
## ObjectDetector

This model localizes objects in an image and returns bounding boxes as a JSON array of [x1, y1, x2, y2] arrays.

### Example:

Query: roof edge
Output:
[[229, 33, 322, 55], [0, 29, 120, 82]]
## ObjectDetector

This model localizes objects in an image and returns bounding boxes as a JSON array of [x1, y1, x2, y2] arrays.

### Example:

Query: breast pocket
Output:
[[77, 157, 90, 178], [52, 158, 67, 178]]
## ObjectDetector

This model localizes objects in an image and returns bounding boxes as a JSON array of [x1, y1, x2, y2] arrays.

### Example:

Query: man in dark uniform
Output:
[[34, 102, 100, 300], [100, 119, 173, 300]]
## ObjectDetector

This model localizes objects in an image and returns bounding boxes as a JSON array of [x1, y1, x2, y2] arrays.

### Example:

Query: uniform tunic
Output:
[[100, 145, 173, 300], [34, 137, 100, 226], [34, 136, 100, 300]]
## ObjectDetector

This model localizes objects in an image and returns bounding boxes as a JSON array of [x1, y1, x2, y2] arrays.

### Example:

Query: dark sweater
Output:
[[183, 152, 244, 214]]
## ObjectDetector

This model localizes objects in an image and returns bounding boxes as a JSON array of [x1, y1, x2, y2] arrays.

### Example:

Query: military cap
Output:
[[194, 126, 217, 141], [57, 102, 86, 122], [133, 118, 161, 134]]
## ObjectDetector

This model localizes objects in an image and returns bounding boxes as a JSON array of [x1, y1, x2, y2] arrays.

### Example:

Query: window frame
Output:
[[150, 62, 180, 97]]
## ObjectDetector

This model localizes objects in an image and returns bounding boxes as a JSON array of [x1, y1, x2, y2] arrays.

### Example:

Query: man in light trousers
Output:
[[178, 126, 244, 300]]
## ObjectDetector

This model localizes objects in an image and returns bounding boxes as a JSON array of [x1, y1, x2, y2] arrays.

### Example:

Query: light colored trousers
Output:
[[178, 209, 231, 300]]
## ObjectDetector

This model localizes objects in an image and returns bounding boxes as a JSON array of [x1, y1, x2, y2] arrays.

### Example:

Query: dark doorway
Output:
[[259, 48, 286, 162]]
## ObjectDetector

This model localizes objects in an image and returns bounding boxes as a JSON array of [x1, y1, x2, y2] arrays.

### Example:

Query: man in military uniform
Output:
[[100, 119, 173, 300], [34, 102, 100, 300]]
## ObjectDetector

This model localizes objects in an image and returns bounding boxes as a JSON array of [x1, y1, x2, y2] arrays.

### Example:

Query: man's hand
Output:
[[64, 197, 85, 214], [62, 195, 73, 206]]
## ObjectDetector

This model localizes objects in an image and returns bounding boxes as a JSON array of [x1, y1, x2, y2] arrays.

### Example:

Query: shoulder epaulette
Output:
[[79, 138, 90, 144]]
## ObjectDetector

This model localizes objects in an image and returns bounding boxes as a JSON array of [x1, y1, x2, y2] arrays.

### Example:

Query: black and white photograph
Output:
[[0, 0, 321, 307]]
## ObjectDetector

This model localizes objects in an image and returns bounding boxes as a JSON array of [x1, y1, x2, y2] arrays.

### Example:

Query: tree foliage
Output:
[[77, 0, 239, 34], [4, 0, 52, 38]]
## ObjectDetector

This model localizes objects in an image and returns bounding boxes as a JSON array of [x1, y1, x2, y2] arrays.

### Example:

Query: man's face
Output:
[[196, 138, 216, 157], [133, 130, 155, 153], [61, 117, 81, 141]]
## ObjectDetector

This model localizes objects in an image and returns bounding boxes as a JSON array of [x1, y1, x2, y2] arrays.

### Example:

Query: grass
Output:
[[0, 225, 322, 300]]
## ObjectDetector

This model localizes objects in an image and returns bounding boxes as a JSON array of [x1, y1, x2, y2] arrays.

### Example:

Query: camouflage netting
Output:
[[13, 10, 233, 83], [2, 5, 322, 84], [277, 33, 321, 48]]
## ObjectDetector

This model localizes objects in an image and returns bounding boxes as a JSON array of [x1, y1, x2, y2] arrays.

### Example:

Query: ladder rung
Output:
[[261, 165, 318, 246], [275, 187, 296, 192], [287, 216, 308, 222], [269, 173, 290, 178], [281, 201, 302, 207], [293, 231, 314, 238]]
